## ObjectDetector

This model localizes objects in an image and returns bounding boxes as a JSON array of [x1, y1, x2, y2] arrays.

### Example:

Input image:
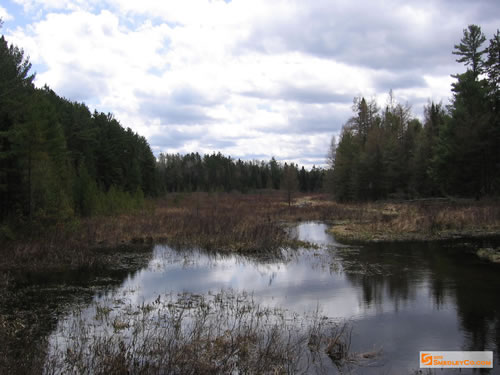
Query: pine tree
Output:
[[447, 25, 492, 196], [453, 24, 487, 78]]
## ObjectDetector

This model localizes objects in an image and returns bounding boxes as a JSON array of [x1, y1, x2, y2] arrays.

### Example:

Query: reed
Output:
[[44, 290, 354, 374]]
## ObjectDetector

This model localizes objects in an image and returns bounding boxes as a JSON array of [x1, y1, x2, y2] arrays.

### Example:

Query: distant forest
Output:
[[156, 153, 324, 194], [0, 23, 323, 228], [329, 25, 500, 201]]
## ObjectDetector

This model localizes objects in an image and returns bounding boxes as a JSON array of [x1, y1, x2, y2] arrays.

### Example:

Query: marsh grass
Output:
[[44, 290, 356, 374], [329, 199, 500, 242], [2, 192, 500, 271], [1, 192, 299, 272]]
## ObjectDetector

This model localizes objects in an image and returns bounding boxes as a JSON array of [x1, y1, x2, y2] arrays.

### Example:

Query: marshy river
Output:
[[3, 222, 500, 374]]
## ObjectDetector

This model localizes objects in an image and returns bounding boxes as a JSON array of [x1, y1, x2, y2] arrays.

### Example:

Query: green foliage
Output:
[[74, 163, 99, 217], [99, 186, 142, 215], [332, 127, 360, 201]]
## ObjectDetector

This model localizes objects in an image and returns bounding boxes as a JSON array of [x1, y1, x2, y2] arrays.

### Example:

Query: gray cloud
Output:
[[242, 85, 352, 104], [373, 72, 427, 92], [142, 102, 214, 125], [54, 66, 110, 102], [241, 0, 500, 72], [287, 105, 350, 134], [137, 88, 216, 125], [150, 128, 238, 154], [204, 139, 237, 149], [149, 129, 199, 150], [170, 85, 220, 107], [250, 104, 349, 136]]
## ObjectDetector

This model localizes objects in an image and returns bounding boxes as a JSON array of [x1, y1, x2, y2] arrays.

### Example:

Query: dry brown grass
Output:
[[2, 192, 500, 271], [329, 199, 500, 242]]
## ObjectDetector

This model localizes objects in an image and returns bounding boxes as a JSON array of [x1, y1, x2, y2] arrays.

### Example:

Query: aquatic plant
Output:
[[44, 290, 355, 374]]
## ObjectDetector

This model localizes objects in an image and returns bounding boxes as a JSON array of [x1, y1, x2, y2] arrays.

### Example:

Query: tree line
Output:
[[156, 152, 324, 194], [329, 25, 500, 201]]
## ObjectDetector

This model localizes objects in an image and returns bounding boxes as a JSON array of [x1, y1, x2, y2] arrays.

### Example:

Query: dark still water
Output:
[[13, 222, 500, 374]]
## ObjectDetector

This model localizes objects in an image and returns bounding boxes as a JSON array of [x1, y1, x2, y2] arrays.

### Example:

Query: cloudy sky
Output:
[[1, 0, 499, 167]]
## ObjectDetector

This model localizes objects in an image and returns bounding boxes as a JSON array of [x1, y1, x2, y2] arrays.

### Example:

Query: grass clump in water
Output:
[[44, 290, 356, 374]]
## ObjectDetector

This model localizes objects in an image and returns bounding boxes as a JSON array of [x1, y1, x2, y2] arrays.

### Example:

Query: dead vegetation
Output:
[[44, 290, 357, 375], [2, 192, 500, 272], [328, 199, 500, 242]]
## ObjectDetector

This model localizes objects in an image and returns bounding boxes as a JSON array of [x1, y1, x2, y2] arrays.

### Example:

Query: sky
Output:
[[1, 0, 499, 168]]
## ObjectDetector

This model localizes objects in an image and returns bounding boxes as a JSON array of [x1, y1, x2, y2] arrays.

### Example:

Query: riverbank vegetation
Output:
[[328, 198, 500, 242]]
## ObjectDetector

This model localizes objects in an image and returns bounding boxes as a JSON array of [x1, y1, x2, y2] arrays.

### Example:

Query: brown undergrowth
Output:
[[2, 192, 500, 272], [329, 199, 500, 242]]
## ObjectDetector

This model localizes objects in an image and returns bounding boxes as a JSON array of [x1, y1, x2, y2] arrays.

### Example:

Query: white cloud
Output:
[[12, 0, 99, 12], [0, 6, 14, 21]]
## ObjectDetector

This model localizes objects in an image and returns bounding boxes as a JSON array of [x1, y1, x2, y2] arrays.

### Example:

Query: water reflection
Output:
[[47, 222, 500, 374], [0, 246, 154, 374]]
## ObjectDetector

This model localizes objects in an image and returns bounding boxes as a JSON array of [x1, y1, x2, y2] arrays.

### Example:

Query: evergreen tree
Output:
[[0, 34, 36, 219], [331, 126, 360, 201], [453, 24, 487, 77], [447, 25, 492, 196]]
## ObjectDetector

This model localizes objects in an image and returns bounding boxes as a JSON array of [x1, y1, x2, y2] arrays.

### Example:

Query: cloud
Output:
[[49, 66, 109, 102], [148, 129, 199, 150], [242, 85, 352, 105], [140, 100, 215, 125], [170, 85, 220, 107], [373, 72, 427, 92], [136, 88, 219, 125], [0, 6, 14, 21], [8, 9, 172, 106], [12, 0, 100, 13], [288, 104, 351, 134], [240, 0, 500, 72]]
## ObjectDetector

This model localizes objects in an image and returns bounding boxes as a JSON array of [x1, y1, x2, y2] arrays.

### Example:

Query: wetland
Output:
[[2, 220, 500, 374]]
